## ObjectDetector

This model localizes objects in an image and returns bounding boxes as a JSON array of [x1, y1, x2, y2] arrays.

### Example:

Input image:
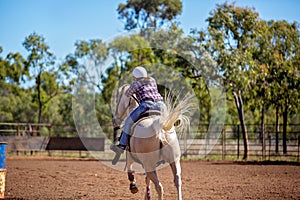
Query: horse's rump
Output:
[[128, 116, 163, 169], [129, 114, 182, 172]]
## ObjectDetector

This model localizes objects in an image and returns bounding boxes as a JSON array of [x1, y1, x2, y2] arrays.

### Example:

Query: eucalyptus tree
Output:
[[63, 39, 110, 138], [66, 39, 108, 92], [266, 20, 299, 154], [102, 34, 153, 140], [247, 19, 275, 158], [1, 52, 27, 85], [272, 21, 299, 154], [63, 40, 106, 109], [149, 26, 215, 130], [0, 45, 36, 123], [253, 19, 300, 154], [0, 48, 23, 121], [23, 32, 56, 131], [117, 0, 182, 33], [102, 34, 152, 103], [203, 3, 263, 160]]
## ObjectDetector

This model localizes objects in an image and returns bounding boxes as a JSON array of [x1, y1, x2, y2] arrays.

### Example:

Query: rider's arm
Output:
[[125, 81, 140, 97]]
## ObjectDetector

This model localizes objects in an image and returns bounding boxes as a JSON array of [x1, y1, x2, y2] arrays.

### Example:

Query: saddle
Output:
[[127, 109, 162, 144], [136, 110, 162, 122]]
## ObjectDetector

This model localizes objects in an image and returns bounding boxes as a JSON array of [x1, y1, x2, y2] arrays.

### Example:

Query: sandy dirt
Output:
[[4, 157, 300, 199]]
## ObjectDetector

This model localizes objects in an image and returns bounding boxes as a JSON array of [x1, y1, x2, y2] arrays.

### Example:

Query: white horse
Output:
[[112, 84, 193, 200]]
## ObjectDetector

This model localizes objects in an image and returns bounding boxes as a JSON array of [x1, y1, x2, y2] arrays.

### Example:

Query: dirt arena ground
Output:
[[4, 157, 300, 199]]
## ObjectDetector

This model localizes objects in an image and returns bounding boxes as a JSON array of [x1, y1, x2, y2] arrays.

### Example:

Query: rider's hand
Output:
[[113, 117, 121, 127]]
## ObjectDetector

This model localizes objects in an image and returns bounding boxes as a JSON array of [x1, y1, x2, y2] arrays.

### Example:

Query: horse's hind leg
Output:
[[170, 159, 182, 200], [146, 171, 164, 200], [144, 176, 151, 200], [128, 170, 138, 194], [126, 152, 138, 194]]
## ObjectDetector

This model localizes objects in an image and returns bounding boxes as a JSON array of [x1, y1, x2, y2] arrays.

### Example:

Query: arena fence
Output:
[[181, 124, 300, 162], [0, 123, 299, 162]]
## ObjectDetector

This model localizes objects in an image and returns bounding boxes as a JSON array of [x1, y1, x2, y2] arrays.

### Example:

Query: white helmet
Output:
[[132, 66, 147, 78]]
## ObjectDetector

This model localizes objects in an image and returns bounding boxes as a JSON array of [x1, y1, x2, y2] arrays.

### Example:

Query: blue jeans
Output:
[[119, 100, 166, 146]]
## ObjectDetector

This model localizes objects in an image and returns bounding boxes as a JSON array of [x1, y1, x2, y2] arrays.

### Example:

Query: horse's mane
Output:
[[113, 84, 133, 123], [158, 92, 195, 143]]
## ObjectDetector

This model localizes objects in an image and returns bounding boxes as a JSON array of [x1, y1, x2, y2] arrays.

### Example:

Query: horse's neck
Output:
[[117, 85, 138, 119]]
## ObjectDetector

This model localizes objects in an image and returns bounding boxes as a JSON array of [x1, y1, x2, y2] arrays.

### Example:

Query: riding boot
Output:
[[110, 130, 128, 165], [112, 152, 121, 165], [110, 144, 126, 165], [110, 143, 126, 153]]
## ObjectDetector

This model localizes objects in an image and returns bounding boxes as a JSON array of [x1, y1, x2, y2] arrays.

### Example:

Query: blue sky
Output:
[[1, 0, 299, 60]]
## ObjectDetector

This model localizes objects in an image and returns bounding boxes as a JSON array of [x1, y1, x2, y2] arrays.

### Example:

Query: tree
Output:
[[246, 19, 271, 158], [204, 3, 263, 160], [65, 39, 108, 92], [23, 32, 56, 132], [117, 0, 182, 34], [0, 46, 32, 122], [252, 20, 300, 154], [149, 26, 215, 129], [102, 34, 152, 102], [62, 39, 111, 137], [266, 20, 300, 154]]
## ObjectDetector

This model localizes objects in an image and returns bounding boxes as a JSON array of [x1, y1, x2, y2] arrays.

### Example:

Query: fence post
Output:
[[268, 135, 271, 161], [222, 126, 226, 160], [297, 135, 300, 162], [17, 124, 20, 136], [262, 125, 265, 161], [183, 125, 188, 159], [237, 125, 240, 159]]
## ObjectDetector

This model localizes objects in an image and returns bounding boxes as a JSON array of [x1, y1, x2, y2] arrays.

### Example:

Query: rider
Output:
[[110, 66, 165, 164]]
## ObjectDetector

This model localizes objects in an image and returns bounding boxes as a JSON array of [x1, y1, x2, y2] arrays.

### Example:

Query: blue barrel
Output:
[[0, 143, 7, 169]]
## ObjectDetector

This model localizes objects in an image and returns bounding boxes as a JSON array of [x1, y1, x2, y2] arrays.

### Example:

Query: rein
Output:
[[131, 95, 140, 105]]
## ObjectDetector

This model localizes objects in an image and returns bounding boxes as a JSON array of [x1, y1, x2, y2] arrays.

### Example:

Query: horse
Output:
[[112, 84, 193, 200]]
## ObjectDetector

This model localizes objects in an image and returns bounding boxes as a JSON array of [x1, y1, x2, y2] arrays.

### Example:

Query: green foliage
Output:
[[64, 39, 108, 94], [102, 34, 153, 103], [118, 0, 182, 31], [0, 1, 299, 140]]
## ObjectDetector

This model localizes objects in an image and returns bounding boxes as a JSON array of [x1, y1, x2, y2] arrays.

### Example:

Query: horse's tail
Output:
[[157, 92, 195, 143]]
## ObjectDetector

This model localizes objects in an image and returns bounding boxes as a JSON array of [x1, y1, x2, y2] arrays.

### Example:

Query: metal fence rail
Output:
[[0, 123, 299, 161], [180, 124, 300, 161]]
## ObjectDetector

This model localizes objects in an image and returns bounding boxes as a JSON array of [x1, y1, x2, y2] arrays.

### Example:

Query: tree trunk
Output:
[[275, 107, 280, 154], [37, 74, 42, 136], [282, 103, 288, 154], [233, 90, 249, 160]]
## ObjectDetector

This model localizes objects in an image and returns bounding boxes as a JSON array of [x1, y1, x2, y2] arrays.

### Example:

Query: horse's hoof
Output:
[[130, 183, 139, 194]]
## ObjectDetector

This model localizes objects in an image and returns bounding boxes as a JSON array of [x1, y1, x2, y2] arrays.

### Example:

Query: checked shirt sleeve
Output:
[[125, 81, 140, 97]]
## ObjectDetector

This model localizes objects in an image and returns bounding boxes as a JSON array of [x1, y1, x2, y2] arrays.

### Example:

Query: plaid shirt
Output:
[[125, 77, 163, 102]]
